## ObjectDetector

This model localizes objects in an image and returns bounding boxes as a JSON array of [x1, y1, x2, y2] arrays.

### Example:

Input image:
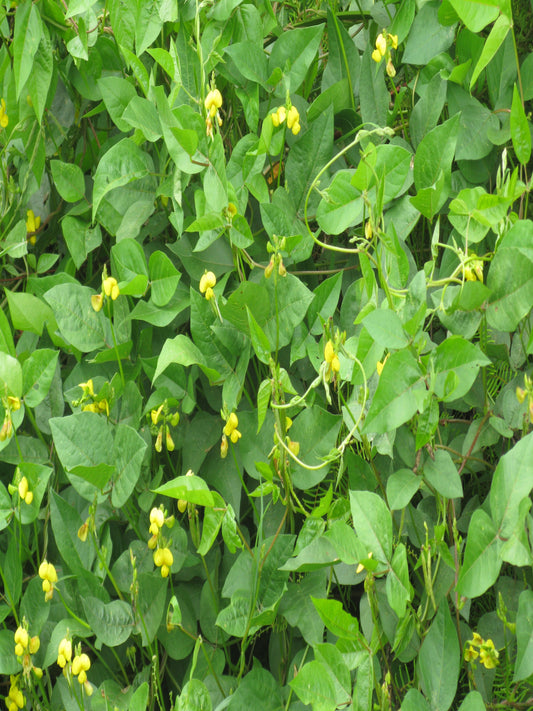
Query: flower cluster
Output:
[[271, 105, 301, 135], [205, 88, 223, 138], [26, 209, 41, 245], [57, 637, 93, 697], [0, 98, 8, 128], [38, 560, 58, 602], [91, 268, 120, 312], [148, 506, 174, 577], [18, 475, 33, 505], [199, 270, 216, 301], [6, 675, 25, 711], [14, 622, 42, 680], [1, 396, 20, 442], [150, 400, 179, 452], [464, 633, 499, 669], [221, 411, 241, 458], [74, 379, 110, 416], [324, 340, 340, 380], [463, 253, 484, 283], [371, 31, 398, 77]]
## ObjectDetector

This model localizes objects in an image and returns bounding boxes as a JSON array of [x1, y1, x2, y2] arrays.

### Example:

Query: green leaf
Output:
[[359, 47, 389, 127], [418, 602, 460, 711], [290, 660, 337, 711], [470, 15, 511, 89], [403, 1, 456, 64], [487, 220, 533, 331], [290, 407, 342, 489], [400, 689, 431, 711], [62, 217, 102, 269], [226, 667, 283, 711], [364, 350, 427, 434], [50, 160, 85, 203], [153, 334, 221, 383], [387, 469, 420, 510], [130, 683, 150, 711], [112, 238, 148, 295], [490, 431, 533, 538], [92, 138, 154, 221], [423, 450, 463, 499], [311, 597, 361, 640], [246, 306, 271, 365], [50, 490, 96, 574], [26, 28, 53, 124], [268, 24, 324, 94], [22, 348, 59, 407], [433, 336, 490, 402], [153, 475, 215, 507], [307, 272, 343, 335], [457, 692, 486, 711], [350, 490, 392, 564], [316, 170, 363, 235], [50, 412, 115, 491], [1, 221, 27, 259], [449, 0, 501, 32], [0, 630, 19, 674], [511, 84, 532, 166], [414, 114, 460, 192], [285, 106, 334, 216], [386, 543, 412, 618], [122, 95, 163, 142], [98, 76, 137, 133], [13, 1, 42, 98], [514, 590, 533, 681], [148, 251, 181, 307], [198, 492, 226, 555], [456, 508, 501, 598], [112, 424, 147, 508], [5, 288, 56, 336], [44, 283, 106, 351], [362, 309, 409, 349], [82, 597, 134, 647], [0, 352, 22, 398], [177, 679, 212, 711]]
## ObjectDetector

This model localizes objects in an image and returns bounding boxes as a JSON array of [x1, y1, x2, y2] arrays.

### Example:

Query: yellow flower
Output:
[[376, 33, 387, 56], [154, 547, 173, 577], [103, 276, 119, 300], [14, 627, 29, 657], [8, 396, 21, 411], [287, 106, 300, 135], [223, 412, 239, 437], [7, 676, 25, 711], [390, 34, 398, 49], [205, 89, 222, 117], [166, 428, 175, 452], [78, 521, 89, 542], [386, 60, 396, 78], [29, 636, 40, 655], [26, 209, 40, 244], [464, 644, 478, 662], [18, 476, 33, 505], [72, 652, 91, 684], [79, 380, 95, 398], [324, 339, 340, 378], [38, 560, 58, 601], [199, 270, 216, 296], [479, 638, 499, 669], [149, 507, 165, 535], [371, 48, 383, 63], [0, 98, 8, 128]]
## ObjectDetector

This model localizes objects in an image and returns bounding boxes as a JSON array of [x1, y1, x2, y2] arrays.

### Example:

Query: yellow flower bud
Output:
[[386, 60, 396, 78], [24, 491, 33, 505], [18, 476, 29, 500], [324, 340, 335, 364], [220, 434, 228, 458], [516, 387, 527, 403], [371, 48, 383, 63], [155, 429, 163, 452], [178, 499, 188, 513], [291, 121, 301, 136], [78, 521, 89, 542], [389, 34, 398, 49], [29, 636, 40, 654], [199, 271, 216, 294], [287, 106, 299, 131], [154, 548, 164, 567], [264, 258, 274, 279], [91, 293, 103, 312], [230, 428, 242, 444]]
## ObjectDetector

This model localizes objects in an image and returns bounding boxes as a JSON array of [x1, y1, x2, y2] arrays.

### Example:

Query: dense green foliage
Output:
[[1, 0, 533, 709]]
